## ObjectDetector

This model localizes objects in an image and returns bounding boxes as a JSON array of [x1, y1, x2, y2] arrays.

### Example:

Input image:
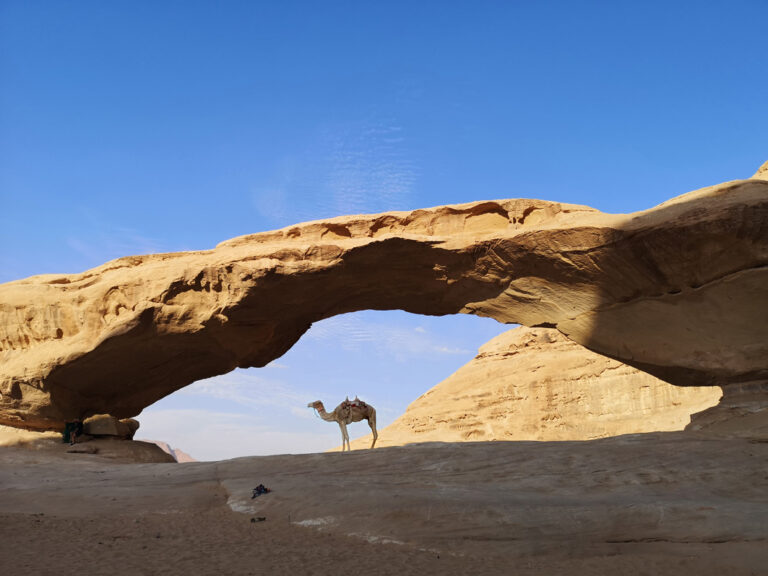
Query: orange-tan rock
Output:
[[1, 165, 766, 430], [82, 414, 139, 439], [349, 327, 723, 449]]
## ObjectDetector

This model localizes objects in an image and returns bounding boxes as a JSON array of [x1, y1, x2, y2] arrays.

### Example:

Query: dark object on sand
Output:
[[251, 484, 271, 498], [250, 517, 266, 523]]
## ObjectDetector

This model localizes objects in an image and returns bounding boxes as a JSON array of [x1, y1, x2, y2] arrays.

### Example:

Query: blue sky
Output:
[[2, 1, 766, 459]]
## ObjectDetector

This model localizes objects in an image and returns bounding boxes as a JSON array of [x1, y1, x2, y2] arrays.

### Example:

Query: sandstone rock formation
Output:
[[685, 381, 768, 438], [146, 440, 197, 462], [348, 327, 723, 449], [0, 423, 176, 462], [1, 165, 766, 430], [82, 414, 139, 439], [0, 424, 60, 447]]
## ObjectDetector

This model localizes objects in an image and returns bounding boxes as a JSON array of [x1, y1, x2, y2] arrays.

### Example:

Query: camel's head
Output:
[[307, 400, 323, 410]]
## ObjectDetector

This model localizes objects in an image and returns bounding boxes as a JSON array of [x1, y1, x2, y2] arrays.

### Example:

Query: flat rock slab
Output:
[[65, 443, 98, 454], [0, 433, 766, 575]]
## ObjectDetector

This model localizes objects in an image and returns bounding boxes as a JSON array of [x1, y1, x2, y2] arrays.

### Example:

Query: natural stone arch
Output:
[[0, 167, 766, 430]]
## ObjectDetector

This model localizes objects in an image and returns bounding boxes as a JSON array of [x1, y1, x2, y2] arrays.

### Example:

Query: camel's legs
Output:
[[338, 421, 350, 451], [368, 412, 378, 449]]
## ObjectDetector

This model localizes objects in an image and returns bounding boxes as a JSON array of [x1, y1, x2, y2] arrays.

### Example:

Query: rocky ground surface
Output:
[[2, 431, 766, 575]]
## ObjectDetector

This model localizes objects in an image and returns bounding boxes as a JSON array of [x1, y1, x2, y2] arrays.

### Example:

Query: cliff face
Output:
[[1, 166, 766, 430], [349, 327, 723, 448], [145, 440, 197, 463]]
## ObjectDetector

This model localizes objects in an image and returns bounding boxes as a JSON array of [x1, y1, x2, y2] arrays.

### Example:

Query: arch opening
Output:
[[137, 310, 511, 461]]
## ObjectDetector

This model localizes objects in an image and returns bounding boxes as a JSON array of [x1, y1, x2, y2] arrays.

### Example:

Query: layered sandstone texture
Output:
[[82, 414, 139, 439], [348, 327, 723, 449], [1, 165, 766, 430]]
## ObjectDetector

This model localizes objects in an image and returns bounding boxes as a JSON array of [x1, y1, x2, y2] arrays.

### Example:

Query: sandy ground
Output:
[[1, 433, 766, 575]]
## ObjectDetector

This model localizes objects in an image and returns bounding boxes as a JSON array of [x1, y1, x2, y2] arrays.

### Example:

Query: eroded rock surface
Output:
[[349, 327, 723, 449], [1, 166, 766, 429], [82, 414, 139, 439]]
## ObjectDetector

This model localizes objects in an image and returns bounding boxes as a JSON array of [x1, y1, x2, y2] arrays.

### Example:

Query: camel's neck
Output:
[[316, 405, 337, 422]]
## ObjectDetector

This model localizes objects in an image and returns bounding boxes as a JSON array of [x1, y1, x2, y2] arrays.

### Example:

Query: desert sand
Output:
[[1, 430, 767, 576]]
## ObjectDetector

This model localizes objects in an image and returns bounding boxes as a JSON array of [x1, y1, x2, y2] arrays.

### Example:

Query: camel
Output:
[[307, 396, 378, 451]]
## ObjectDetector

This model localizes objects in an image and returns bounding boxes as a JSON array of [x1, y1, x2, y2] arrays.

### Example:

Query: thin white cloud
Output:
[[137, 408, 338, 461], [250, 117, 417, 227], [433, 346, 472, 355], [65, 212, 172, 271], [321, 119, 416, 216], [304, 314, 473, 361], [181, 369, 317, 419]]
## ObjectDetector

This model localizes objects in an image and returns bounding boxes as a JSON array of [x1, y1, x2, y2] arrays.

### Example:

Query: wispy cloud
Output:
[[251, 117, 417, 227], [305, 314, 473, 361], [67, 228, 167, 263], [181, 369, 317, 419], [62, 206, 176, 272], [320, 120, 417, 216], [137, 408, 338, 461]]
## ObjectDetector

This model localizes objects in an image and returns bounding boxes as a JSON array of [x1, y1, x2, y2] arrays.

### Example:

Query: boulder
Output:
[[82, 415, 139, 439]]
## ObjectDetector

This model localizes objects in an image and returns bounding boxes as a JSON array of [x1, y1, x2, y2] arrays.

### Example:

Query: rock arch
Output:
[[1, 167, 766, 430]]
